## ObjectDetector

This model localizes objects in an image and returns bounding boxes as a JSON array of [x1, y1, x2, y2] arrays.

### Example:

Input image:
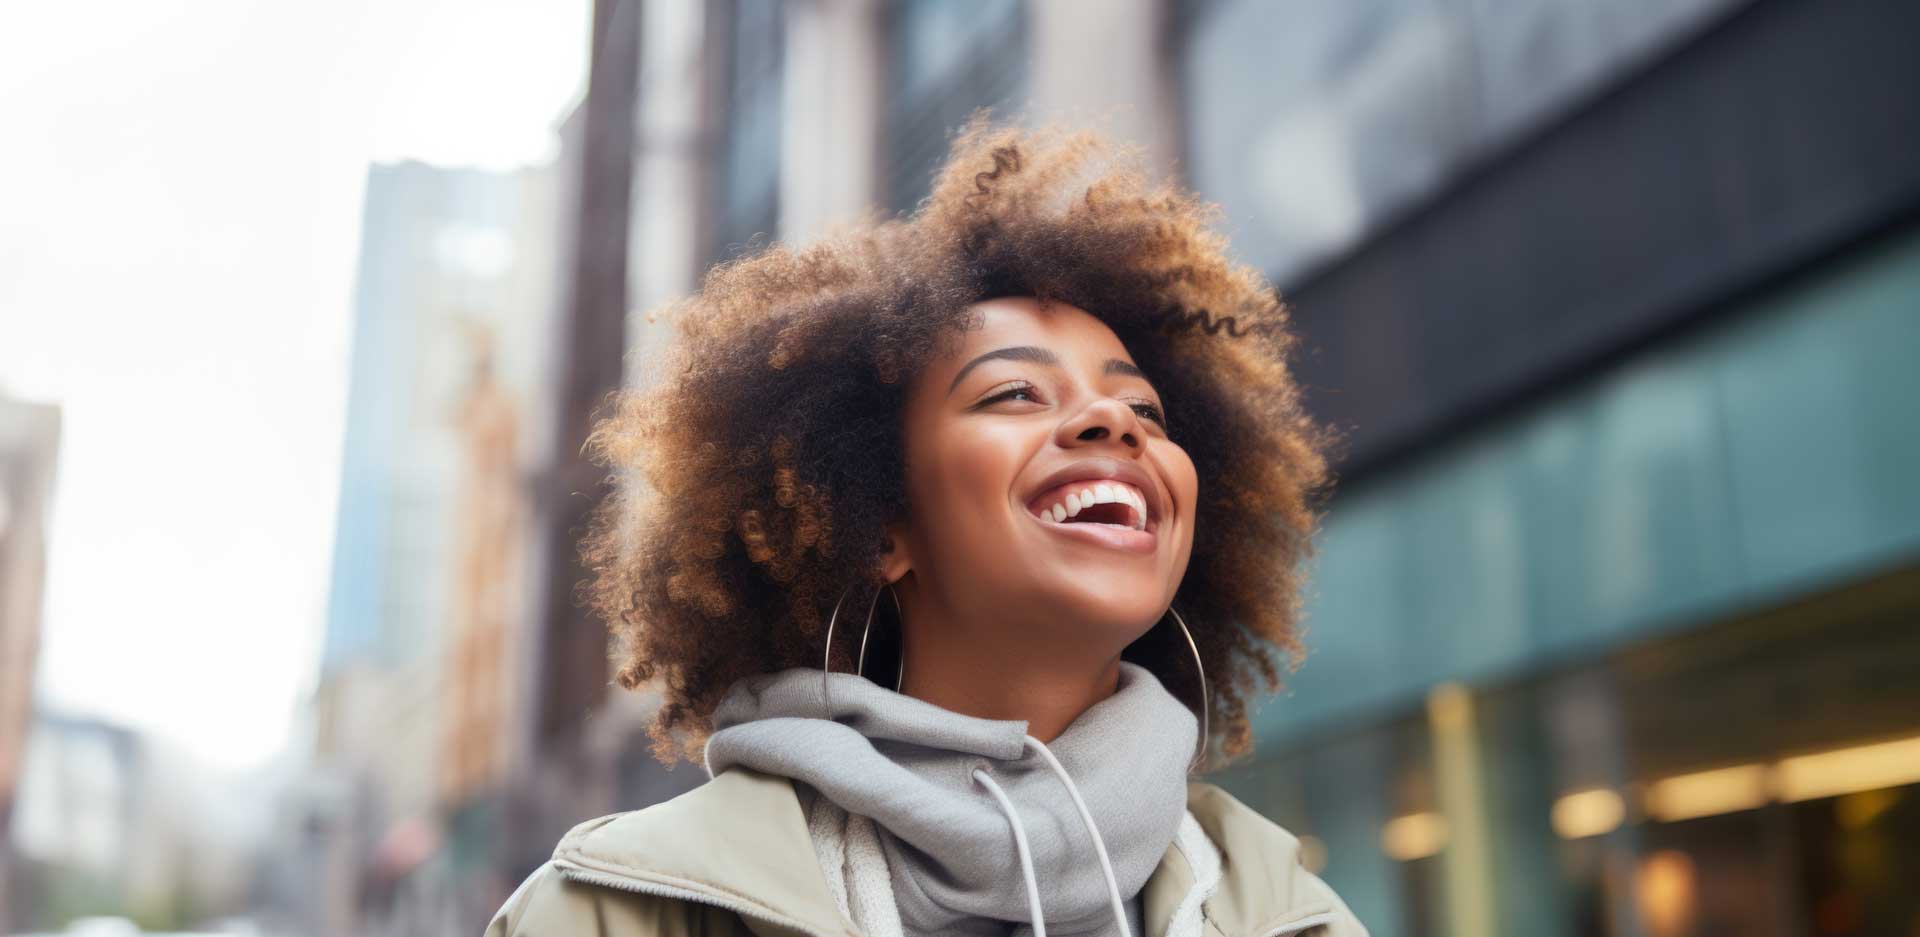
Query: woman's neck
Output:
[[897, 627, 1125, 742]]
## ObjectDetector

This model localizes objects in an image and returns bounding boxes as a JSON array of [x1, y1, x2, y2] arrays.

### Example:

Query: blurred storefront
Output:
[[1205, 217, 1920, 934], [1177, 0, 1920, 935]]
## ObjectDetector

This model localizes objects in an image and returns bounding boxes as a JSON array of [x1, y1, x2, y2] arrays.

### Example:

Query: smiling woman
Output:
[[881, 297, 1204, 745], [490, 119, 1363, 937]]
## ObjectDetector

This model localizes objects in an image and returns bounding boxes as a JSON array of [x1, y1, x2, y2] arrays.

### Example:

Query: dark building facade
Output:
[[1179, 1, 1920, 934]]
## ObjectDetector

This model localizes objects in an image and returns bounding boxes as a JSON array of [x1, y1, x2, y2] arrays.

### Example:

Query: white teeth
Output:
[[1036, 481, 1151, 530]]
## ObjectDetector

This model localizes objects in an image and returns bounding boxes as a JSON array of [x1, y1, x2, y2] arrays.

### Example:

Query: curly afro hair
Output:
[[581, 117, 1336, 769]]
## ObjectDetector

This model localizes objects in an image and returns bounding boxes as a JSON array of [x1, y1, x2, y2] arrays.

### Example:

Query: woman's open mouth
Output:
[[1024, 479, 1158, 555]]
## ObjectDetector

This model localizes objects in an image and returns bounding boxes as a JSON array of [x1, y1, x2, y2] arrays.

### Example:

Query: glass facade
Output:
[[1216, 223, 1920, 936], [1263, 223, 1920, 746], [882, 0, 1027, 213], [1180, 0, 1745, 282], [713, 0, 784, 263], [1220, 564, 1920, 937]]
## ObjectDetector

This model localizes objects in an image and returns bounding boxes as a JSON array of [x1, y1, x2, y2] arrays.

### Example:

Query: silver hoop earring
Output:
[[821, 581, 905, 715], [1163, 605, 1211, 773]]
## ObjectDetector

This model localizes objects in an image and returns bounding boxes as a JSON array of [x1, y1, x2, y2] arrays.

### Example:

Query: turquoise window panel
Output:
[[1259, 226, 1920, 747], [1715, 230, 1920, 593], [1540, 339, 1747, 642], [1506, 403, 1614, 650], [1397, 440, 1536, 685], [1261, 485, 1419, 739]]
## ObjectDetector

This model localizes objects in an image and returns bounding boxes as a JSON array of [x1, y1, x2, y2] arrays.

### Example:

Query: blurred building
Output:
[[0, 394, 60, 930], [533, 2, 1920, 937], [7, 713, 178, 930], [307, 158, 565, 937], [501, 0, 713, 894], [12, 712, 279, 931], [1175, 2, 1920, 936]]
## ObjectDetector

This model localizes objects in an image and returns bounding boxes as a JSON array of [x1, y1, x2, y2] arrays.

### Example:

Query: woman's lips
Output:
[[1024, 507, 1158, 554]]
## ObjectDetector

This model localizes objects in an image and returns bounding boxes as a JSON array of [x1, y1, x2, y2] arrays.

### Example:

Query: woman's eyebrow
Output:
[[948, 346, 1057, 394]]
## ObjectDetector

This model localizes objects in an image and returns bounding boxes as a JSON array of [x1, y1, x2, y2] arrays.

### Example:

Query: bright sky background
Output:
[[0, 0, 589, 771]]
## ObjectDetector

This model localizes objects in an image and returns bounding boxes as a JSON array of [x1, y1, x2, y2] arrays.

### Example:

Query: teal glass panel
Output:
[[1549, 342, 1746, 641], [1263, 487, 1419, 739], [1397, 439, 1537, 682], [1263, 225, 1920, 746], [1715, 230, 1920, 592]]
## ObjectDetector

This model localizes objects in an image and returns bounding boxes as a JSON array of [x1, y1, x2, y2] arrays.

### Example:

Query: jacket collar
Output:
[[551, 767, 1332, 937], [1139, 785, 1339, 937]]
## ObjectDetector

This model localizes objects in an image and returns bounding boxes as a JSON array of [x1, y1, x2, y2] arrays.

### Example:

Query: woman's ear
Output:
[[880, 521, 913, 584]]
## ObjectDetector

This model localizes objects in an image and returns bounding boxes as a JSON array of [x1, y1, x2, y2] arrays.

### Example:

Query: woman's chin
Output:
[[1021, 586, 1169, 642]]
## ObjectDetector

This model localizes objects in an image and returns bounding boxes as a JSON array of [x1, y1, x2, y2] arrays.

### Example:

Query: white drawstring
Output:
[[971, 768, 1048, 935], [970, 735, 1134, 937], [1022, 736, 1131, 937]]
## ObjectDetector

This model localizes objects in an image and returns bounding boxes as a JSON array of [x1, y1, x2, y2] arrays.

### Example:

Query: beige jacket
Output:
[[487, 767, 1368, 937]]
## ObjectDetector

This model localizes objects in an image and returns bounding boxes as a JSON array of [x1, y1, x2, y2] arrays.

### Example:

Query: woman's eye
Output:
[[981, 383, 1038, 405], [977, 385, 1165, 429], [1131, 402, 1169, 428]]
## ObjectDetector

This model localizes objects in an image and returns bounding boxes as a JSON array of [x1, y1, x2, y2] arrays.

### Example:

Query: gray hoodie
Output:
[[703, 662, 1199, 937]]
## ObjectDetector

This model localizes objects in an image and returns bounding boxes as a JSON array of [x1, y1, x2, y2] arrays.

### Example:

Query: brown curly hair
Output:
[[581, 117, 1336, 769]]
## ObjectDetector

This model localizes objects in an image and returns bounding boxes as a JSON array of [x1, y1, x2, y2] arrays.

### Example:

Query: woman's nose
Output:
[[1063, 397, 1143, 450]]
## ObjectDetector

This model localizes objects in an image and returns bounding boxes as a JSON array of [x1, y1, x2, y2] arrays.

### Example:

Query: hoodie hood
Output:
[[703, 662, 1198, 937]]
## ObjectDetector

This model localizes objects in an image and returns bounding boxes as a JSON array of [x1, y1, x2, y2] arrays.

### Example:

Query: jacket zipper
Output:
[[554, 859, 843, 937], [1261, 910, 1338, 936]]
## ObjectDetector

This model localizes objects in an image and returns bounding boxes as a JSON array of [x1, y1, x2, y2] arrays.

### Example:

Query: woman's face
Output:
[[885, 296, 1199, 652]]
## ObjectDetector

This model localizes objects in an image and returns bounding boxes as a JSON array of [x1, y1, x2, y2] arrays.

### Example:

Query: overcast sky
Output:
[[0, 0, 588, 770]]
